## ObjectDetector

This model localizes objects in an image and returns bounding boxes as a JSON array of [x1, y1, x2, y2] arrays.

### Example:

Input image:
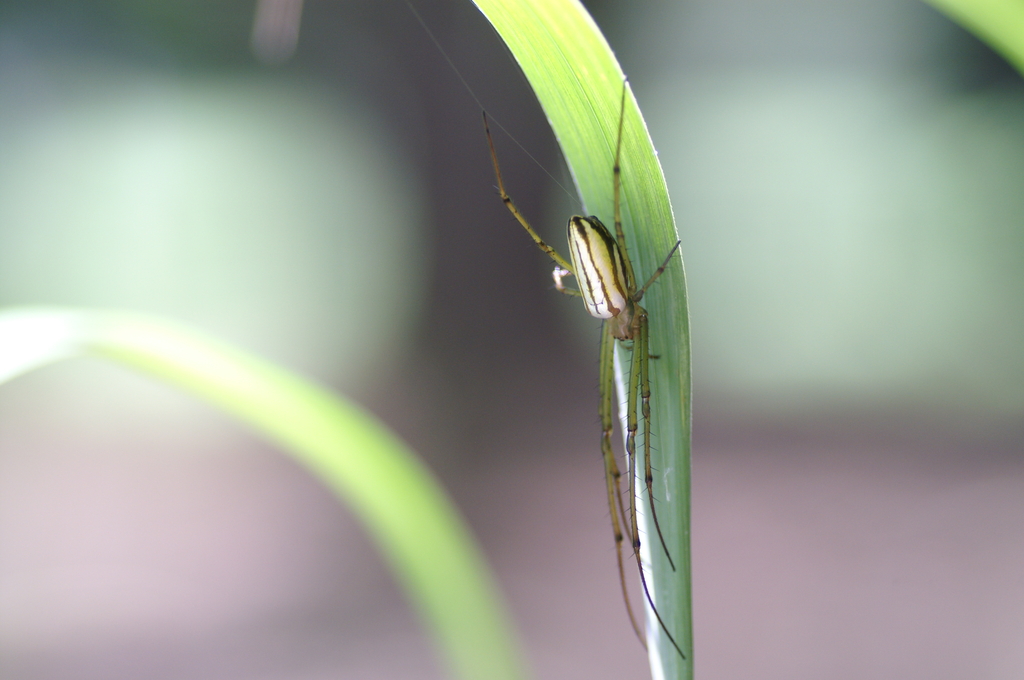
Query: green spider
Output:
[[483, 85, 684, 660]]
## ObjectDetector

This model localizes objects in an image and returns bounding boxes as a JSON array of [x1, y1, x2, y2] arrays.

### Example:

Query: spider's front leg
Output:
[[625, 317, 686, 659], [598, 323, 644, 645], [635, 307, 675, 571]]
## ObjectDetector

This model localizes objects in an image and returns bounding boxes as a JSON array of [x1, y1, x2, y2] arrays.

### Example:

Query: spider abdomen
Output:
[[567, 215, 632, 324]]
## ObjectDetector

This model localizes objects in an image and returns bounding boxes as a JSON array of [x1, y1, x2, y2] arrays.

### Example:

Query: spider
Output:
[[483, 84, 684, 660]]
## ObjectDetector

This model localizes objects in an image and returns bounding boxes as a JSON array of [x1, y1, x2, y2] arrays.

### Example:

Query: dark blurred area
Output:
[[1, 1, 1023, 678]]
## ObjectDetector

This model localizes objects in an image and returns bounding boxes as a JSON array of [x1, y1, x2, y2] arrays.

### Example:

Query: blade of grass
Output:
[[470, 1, 693, 677], [921, 0, 1024, 76], [0, 307, 526, 680]]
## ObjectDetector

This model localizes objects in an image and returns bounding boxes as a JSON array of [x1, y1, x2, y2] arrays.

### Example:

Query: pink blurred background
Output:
[[2, 0, 1024, 678]]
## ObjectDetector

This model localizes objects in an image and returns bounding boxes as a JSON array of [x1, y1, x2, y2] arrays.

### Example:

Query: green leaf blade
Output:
[[471, 1, 694, 677], [922, 0, 1024, 76], [0, 307, 527, 680]]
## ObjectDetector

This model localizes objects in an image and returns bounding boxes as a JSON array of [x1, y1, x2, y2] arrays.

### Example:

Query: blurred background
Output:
[[1, 0, 1023, 678]]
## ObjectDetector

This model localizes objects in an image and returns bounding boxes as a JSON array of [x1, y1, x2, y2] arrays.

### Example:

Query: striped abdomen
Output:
[[566, 215, 631, 322]]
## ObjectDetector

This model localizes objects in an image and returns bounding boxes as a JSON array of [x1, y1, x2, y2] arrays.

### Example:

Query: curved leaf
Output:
[[470, 1, 693, 678], [0, 307, 526, 680], [922, 0, 1024, 76]]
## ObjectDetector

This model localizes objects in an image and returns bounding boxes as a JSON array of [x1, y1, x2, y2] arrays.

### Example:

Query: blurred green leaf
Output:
[[0, 307, 526, 680], [470, 0, 693, 677], [923, 0, 1024, 75]]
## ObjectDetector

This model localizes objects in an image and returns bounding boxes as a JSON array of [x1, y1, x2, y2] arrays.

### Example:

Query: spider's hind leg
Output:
[[552, 267, 583, 297]]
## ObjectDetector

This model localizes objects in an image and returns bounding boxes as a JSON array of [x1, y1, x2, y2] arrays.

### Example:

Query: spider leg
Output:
[[626, 318, 687, 660], [637, 308, 676, 571], [483, 111, 574, 273], [612, 81, 637, 292], [634, 240, 681, 303], [599, 323, 644, 645], [552, 267, 583, 297]]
